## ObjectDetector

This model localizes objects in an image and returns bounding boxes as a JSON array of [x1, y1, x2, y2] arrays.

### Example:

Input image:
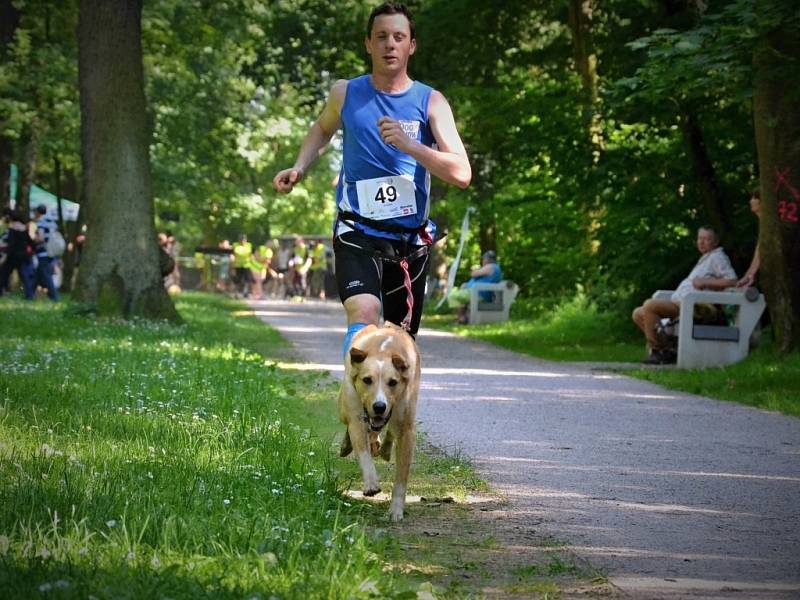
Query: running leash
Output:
[[399, 258, 413, 332]]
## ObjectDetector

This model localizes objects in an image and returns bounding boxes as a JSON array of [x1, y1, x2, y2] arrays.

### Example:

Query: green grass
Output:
[[424, 295, 642, 363], [0, 293, 480, 599], [627, 342, 800, 417], [425, 295, 800, 417]]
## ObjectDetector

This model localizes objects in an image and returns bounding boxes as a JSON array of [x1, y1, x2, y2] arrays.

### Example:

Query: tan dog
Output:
[[338, 321, 420, 522]]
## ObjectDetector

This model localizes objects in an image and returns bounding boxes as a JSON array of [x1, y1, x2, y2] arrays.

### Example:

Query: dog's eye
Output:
[[362, 376, 373, 385], [388, 379, 398, 387]]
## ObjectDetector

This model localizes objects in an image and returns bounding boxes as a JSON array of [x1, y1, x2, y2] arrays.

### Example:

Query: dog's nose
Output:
[[372, 401, 387, 415]]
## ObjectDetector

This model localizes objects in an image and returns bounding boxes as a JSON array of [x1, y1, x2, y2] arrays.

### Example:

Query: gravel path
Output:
[[250, 298, 800, 599]]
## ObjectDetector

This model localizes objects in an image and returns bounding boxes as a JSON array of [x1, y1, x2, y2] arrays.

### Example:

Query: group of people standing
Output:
[[212, 234, 331, 301], [0, 205, 64, 302]]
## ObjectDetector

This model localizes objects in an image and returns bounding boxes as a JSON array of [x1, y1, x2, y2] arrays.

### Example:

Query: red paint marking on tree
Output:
[[775, 168, 800, 223]]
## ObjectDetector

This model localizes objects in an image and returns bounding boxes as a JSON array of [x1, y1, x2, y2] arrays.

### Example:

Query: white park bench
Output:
[[468, 280, 520, 325], [651, 288, 766, 369]]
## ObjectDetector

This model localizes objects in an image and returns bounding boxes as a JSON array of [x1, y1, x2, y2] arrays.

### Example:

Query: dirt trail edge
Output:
[[250, 298, 800, 599]]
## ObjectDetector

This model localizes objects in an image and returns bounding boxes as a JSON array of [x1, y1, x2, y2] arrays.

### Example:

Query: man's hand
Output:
[[378, 117, 414, 153], [736, 273, 754, 288], [273, 168, 304, 193], [691, 278, 706, 290]]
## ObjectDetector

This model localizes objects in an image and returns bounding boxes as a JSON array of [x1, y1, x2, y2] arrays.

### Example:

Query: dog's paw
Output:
[[363, 485, 381, 497], [388, 504, 405, 522], [379, 439, 393, 461], [339, 431, 353, 457]]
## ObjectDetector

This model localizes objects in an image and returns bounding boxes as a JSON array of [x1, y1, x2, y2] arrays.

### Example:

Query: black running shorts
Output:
[[334, 229, 430, 335]]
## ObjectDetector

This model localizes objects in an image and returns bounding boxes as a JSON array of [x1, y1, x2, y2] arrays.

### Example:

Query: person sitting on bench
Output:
[[632, 226, 737, 365], [447, 250, 502, 324]]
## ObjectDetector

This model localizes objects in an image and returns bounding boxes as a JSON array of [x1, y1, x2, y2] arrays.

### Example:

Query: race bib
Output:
[[355, 175, 417, 221]]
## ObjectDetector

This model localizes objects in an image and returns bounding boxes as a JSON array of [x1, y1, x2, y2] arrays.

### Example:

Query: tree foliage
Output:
[[2, 0, 797, 347]]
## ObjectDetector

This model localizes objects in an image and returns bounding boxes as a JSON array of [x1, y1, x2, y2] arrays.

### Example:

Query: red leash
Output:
[[399, 258, 414, 331]]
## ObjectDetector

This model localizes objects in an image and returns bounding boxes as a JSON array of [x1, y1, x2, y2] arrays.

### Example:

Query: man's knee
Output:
[[344, 293, 381, 325], [632, 305, 644, 324]]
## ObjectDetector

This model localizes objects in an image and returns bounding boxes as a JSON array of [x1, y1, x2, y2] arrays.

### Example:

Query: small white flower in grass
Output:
[[223, 498, 231, 506], [150, 555, 161, 569], [147, 471, 154, 480], [36, 547, 51, 559], [307, 451, 315, 457], [38, 582, 53, 593], [126, 551, 135, 561], [106, 519, 117, 528], [54, 580, 69, 589], [78, 547, 88, 556], [358, 579, 380, 594]]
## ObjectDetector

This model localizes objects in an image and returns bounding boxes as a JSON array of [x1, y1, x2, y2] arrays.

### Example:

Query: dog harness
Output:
[[336, 210, 440, 331]]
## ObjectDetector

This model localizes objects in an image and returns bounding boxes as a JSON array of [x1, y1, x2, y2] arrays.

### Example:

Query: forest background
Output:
[[1, 0, 798, 346]]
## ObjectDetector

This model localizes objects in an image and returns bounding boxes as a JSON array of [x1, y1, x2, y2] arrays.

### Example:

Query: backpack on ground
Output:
[[45, 230, 66, 258]]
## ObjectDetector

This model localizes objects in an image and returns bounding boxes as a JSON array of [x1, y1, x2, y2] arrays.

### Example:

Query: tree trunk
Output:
[[74, 0, 178, 320], [0, 138, 11, 211], [567, 0, 598, 105], [15, 120, 39, 216], [753, 1, 800, 352], [567, 0, 603, 157], [59, 168, 80, 293], [0, 0, 18, 211], [678, 108, 733, 243]]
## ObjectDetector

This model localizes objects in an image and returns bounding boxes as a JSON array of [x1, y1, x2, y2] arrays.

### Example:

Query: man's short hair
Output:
[[367, 2, 415, 40], [35, 204, 47, 215], [698, 226, 719, 245], [750, 187, 761, 199], [482, 250, 497, 262]]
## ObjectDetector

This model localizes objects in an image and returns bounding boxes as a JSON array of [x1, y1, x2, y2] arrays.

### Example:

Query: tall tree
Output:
[[0, 0, 20, 210], [74, 0, 177, 320], [753, 0, 800, 352]]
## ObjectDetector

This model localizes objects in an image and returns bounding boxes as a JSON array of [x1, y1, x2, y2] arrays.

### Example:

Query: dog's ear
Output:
[[349, 347, 368, 364], [391, 353, 408, 372]]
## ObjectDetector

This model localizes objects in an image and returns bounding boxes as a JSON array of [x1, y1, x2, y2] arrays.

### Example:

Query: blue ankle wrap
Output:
[[343, 322, 368, 358]]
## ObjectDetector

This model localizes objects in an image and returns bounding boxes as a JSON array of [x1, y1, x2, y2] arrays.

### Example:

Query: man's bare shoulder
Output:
[[328, 79, 349, 109]]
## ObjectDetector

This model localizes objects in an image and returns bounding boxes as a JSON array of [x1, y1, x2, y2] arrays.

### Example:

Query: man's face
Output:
[[696, 229, 717, 254], [750, 195, 761, 216], [365, 14, 416, 74]]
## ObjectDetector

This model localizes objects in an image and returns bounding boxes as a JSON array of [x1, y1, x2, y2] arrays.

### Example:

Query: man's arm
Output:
[[378, 90, 471, 189], [692, 251, 738, 290], [273, 80, 346, 193], [469, 264, 494, 278], [737, 243, 760, 288]]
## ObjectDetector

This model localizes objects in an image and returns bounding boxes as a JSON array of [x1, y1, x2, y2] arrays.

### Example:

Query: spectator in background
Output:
[[632, 226, 738, 365], [446, 250, 503, 324], [737, 188, 761, 289], [232, 234, 254, 298], [0, 209, 36, 299], [32, 205, 59, 301], [308, 240, 328, 299], [165, 230, 181, 292], [216, 239, 233, 293], [289, 236, 311, 297], [275, 240, 292, 296]]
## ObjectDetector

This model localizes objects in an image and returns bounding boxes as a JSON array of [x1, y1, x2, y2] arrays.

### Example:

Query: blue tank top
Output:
[[335, 74, 436, 241]]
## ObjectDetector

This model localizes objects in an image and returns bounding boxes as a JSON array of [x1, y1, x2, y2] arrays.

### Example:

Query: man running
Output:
[[273, 1, 471, 354]]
